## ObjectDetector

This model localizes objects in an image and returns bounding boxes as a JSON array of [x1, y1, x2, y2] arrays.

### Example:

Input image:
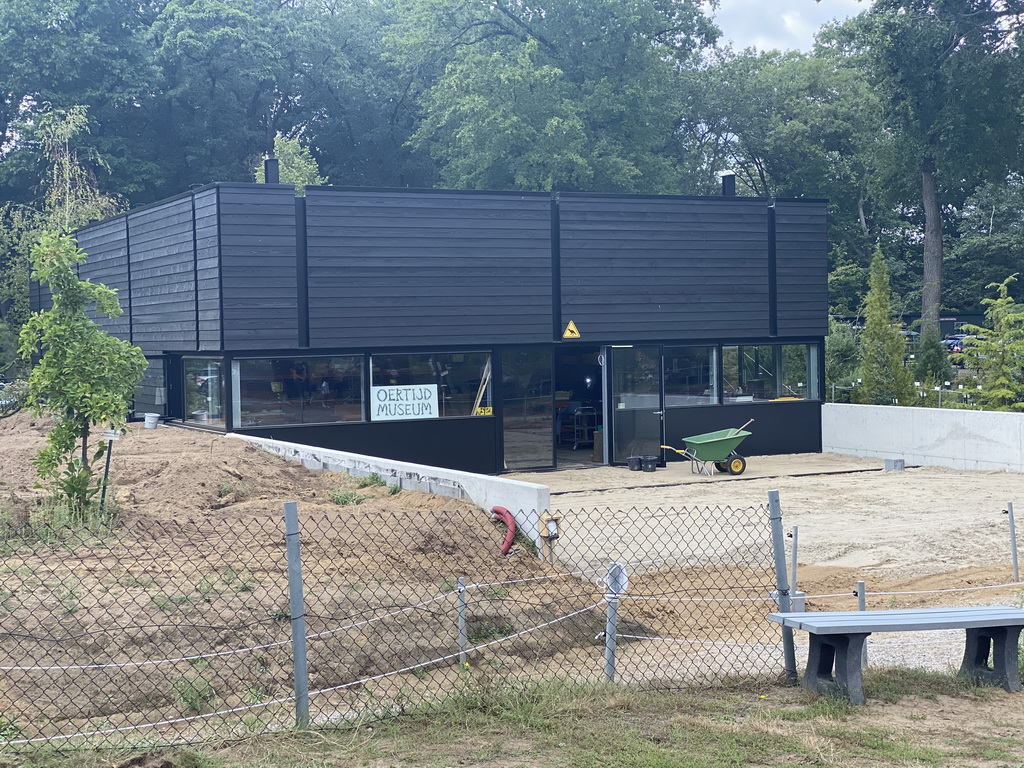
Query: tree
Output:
[[18, 233, 147, 516], [254, 133, 327, 195], [398, 0, 718, 192], [913, 327, 952, 385], [824, 316, 860, 401], [945, 176, 1024, 312], [858, 249, 913, 405], [960, 274, 1024, 411], [830, 2, 1024, 336], [1, 105, 124, 349]]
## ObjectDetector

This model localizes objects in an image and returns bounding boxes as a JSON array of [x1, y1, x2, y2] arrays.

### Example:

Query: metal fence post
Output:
[[789, 525, 799, 592], [457, 576, 468, 665], [283, 501, 310, 729], [604, 562, 628, 683], [768, 490, 797, 683], [857, 580, 867, 668], [1007, 502, 1019, 583]]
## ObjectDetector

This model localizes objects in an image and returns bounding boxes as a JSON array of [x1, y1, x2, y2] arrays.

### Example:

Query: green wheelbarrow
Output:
[[661, 419, 753, 476]]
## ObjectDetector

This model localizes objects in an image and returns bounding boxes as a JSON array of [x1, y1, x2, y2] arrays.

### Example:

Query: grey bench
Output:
[[768, 606, 1024, 705]]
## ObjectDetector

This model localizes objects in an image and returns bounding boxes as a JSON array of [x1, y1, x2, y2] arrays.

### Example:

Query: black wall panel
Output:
[[76, 216, 131, 340], [238, 417, 500, 474], [128, 196, 197, 353], [305, 189, 553, 348], [218, 184, 298, 350], [663, 400, 821, 458], [194, 188, 221, 350], [774, 199, 828, 337], [558, 195, 772, 343]]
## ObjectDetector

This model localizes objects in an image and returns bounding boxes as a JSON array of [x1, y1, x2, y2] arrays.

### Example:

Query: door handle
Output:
[[653, 411, 663, 415]]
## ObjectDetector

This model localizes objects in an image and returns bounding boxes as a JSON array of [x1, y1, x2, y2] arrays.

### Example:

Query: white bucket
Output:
[[143, 413, 160, 429]]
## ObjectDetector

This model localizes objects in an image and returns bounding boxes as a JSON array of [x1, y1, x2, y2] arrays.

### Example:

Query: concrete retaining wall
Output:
[[227, 434, 550, 548], [822, 403, 1024, 472]]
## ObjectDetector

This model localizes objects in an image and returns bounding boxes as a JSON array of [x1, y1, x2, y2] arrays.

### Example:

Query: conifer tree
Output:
[[859, 249, 913, 405]]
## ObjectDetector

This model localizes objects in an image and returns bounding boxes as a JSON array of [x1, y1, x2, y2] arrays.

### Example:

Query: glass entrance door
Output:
[[608, 346, 663, 464], [501, 348, 554, 470]]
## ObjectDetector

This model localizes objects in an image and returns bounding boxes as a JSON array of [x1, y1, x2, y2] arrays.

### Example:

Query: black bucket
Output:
[[627, 456, 642, 471], [640, 456, 658, 472]]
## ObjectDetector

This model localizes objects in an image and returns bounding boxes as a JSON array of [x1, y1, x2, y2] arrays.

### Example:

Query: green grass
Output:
[[329, 489, 371, 506], [5, 674, 1024, 768], [355, 472, 386, 489]]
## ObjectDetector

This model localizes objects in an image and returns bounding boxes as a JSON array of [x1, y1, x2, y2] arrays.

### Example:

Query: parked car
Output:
[[942, 334, 969, 352]]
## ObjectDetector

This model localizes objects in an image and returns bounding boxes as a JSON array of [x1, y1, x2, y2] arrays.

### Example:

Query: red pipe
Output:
[[491, 506, 516, 555]]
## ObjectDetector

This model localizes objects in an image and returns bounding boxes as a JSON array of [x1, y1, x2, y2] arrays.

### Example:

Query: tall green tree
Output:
[[18, 233, 146, 515], [960, 274, 1024, 411], [254, 133, 328, 195], [397, 0, 718, 192], [1, 105, 124, 350], [858, 249, 914, 405], [829, 1, 1024, 336]]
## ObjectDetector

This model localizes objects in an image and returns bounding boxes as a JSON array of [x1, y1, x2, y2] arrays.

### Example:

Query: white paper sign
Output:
[[370, 384, 439, 421]]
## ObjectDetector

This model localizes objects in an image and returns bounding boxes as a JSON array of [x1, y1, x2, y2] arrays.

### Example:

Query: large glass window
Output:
[[722, 344, 820, 402], [664, 346, 716, 407], [780, 344, 819, 400], [233, 356, 364, 427], [370, 353, 492, 420], [184, 358, 225, 427], [501, 348, 554, 470], [722, 345, 776, 403]]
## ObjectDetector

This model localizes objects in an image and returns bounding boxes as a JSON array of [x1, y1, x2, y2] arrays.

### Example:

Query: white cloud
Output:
[[710, 0, 865, 52]]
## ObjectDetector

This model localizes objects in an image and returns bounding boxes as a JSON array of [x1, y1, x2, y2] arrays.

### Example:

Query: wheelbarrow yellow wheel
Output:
[[714, 461, 729, 473], [726, 455, 746, 475]]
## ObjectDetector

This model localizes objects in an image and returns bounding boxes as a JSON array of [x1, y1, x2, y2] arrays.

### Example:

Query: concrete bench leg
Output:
[[802, 632, 870, 705], [960, 626, 1023, 692]]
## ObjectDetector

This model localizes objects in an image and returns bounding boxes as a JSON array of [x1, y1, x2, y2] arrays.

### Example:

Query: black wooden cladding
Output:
[[557, 194, 773, 343], [195, 188, 221, 351], [127, 197, 197, 354], [76, 216, 130, 339], [217, 185, 298, 350], [304, 189, 553, 348], [66, 185, 827, 354], [774, 200, 828, 337]]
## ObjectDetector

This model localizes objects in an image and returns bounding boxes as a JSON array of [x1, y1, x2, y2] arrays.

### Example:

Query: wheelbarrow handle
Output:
[[729, 418, 755, 437]]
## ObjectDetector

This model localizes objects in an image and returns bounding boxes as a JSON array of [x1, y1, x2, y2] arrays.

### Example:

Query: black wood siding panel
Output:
[[194, 189, 221, 350], [559, 195, 771, 342], [774, 200, 828, 337], [76, 217, 130, 340], [218, 185, 298, 350], [128, 198, 197, 353], [305, 189, 552, 347]]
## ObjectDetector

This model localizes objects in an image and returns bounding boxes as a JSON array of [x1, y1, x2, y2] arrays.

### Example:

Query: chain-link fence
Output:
[[0, 499, 787, 751]]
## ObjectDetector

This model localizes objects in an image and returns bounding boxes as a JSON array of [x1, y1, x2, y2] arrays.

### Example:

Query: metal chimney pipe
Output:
[[264, 154, 280, 184], [719, 170, 736, 197]]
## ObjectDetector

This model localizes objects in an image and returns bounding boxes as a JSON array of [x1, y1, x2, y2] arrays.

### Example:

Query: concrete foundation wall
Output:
[[227, 434, 550, 548], [822, 403, 1024, 472]]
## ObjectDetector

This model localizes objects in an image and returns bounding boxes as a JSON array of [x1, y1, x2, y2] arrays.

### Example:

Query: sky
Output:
[[709, 0, 866, 52]]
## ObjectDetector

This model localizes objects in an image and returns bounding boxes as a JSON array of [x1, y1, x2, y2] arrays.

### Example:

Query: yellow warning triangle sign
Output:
[[562, 320, 581, 339]]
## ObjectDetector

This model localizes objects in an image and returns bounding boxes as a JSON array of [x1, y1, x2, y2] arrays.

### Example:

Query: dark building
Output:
[[56, 181, 828, 474]]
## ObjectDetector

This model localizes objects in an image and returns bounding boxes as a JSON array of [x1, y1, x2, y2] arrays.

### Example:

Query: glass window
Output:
[[664, 346, 716, 407], [779, 344, 820, 400], [370, 353, 491, 420], [501, 348, 554, 470], [722, 345, 776, 403], [233, 356, 364, 427], [184, 358, 225, 427], [134, 356, 167, 417]]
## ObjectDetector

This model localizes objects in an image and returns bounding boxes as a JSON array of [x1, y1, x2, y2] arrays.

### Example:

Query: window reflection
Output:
[[234, 356, 363, 427], [664, 346, 716, 407], [370, 353, 492, 419], [184, 358, 225, 427]]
